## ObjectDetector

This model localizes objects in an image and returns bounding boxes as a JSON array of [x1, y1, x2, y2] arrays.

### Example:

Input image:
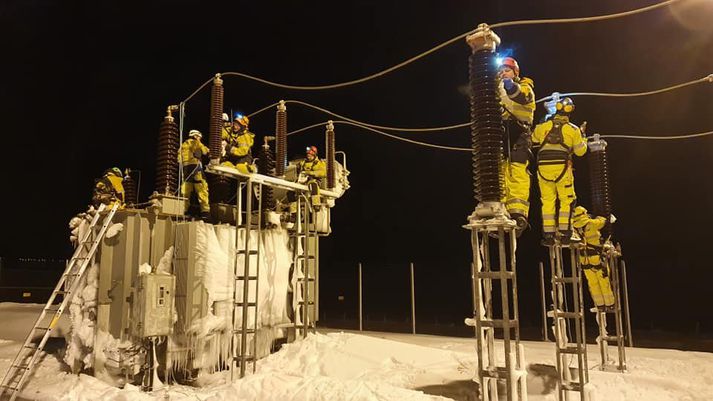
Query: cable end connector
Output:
[[326, 120, 334, 132], [278, 100, 287, 112], [213, 73, 223, 85], [466, 23, 501, 52]]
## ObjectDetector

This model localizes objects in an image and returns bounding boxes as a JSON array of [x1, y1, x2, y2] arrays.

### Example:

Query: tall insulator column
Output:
[[155, 106, 180, 195], [466, 24, 504, 210], [257, 136, 277, 211], [588, 134, 613, 236], [123, 169, 138, 205], [275, 100, 287, 176], [326, 120, 336, 189], [209, 74, 224, 164]]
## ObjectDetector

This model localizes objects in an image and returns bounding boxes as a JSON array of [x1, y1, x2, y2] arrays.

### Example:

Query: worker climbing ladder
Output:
[[467, 218, 527, 401], [547, 241, 589, 401], [230, 179, 263, 380], [0, 203, 119, 401], [291, 193, 318, 339], [593, 242, 627, 372]]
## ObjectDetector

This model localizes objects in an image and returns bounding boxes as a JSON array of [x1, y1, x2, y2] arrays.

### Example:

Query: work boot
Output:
[[541, 233, 555, 246], [598, 304, 616, 313], [200, 211, 211, 223], [512, 214, 528, 238], [559, 230, 572, 245]]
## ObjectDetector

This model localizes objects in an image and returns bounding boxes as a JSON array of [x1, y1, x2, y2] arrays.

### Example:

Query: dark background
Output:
[[1, 1, 712, 338]]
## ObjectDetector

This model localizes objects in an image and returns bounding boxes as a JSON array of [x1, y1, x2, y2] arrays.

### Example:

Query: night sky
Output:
[[2, 1, 712, 335]]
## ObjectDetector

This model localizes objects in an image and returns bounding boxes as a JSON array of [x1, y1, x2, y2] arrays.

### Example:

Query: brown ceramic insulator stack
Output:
[[326, 121, 336, 189], [275, 100, 287, 176], [123, 170, 138, 205], [209, 74, 224, 163], [588, 136, 613, 238], [257, 140, 276, 211], [155, 110, 179, 195]]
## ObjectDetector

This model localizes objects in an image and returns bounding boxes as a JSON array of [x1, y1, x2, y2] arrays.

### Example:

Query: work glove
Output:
[[503, 78, 517, 95], [193, 150, 202, 159], [609, 214, 617, 224]]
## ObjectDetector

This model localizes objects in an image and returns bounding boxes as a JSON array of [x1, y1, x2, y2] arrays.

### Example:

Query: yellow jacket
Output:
[[299, 157, 326, 178], [179, 138, 209, 166], [499, 76, 535, 125], [532, 115, 586, 181], [93, 174, 125, 206], [573, 213, 606, 267], [223, 128, 255, 161]]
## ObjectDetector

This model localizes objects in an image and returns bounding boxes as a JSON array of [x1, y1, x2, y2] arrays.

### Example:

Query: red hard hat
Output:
[[500, 57, 520, 76]]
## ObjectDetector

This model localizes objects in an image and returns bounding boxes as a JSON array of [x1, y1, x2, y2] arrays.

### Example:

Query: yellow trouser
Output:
[[583, 265, 615, 307], [503, 161, 531, 218], [538, 166, 576, 233], [182, 171, 210, 212], [221, 160, 255, 174]]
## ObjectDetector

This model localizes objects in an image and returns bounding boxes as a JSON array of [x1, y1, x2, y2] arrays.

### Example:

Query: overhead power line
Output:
[[536, 75, 713, 103], [181, 0, 681, 102], [598, 131, 713, 140]]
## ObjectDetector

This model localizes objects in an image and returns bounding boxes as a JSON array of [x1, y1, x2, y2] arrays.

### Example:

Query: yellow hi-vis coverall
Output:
[[499, 76, 535, 219], [179, 138, 210, 213], [572, 209, 615, 307], [532, 115, 587, 235], [93, 174, 125, 209], [222, 128, 255, 173]]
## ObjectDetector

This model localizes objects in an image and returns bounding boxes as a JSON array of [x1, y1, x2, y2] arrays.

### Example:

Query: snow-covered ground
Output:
[[1, 303, 712, 401]]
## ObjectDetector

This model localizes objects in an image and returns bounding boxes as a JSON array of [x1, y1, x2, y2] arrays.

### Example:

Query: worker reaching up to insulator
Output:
[[532, 97, 587, 245], [221, 113, 256, 173], [179, 130, 211, 221], [572, 206, 616, 311], [92, 167, 125, 209], [497, 56, 536, 236]]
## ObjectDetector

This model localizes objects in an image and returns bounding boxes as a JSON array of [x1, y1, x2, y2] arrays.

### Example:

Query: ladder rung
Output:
[[11, 364, 30, 371], [1, 385, 19, 391], [233, 329, 256, 334], [296, 255, 316, 259], [559, 346, 583, 354], [233, 355, 256, 361], [561, 381, 583, 391], [554, 312, 581, 319], [234, 302, 257, 307], [23, 344, 37, 349], [63, 273, 81, 277], [55, 291, 70, 295], [298, 301, 315, 305], [236, 250, 259, 255], [604, 335, 623, 342], [475, 271, 515, 279], [480, 367, 509, 379], [553, 277, 578, 284], [35, 327, 52, 331], [44, 306, 61, 312], [236, 276, 258, 280], [480, 319, 518, 328]]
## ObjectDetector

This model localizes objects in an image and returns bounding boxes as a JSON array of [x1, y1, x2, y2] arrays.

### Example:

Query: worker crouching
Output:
[[221, 113, 256, 174], [572, 206, 616, 311], [92, 167, 125, 209]]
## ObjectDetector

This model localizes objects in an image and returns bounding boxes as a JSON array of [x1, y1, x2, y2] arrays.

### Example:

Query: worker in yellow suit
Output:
[[222, 113, 256, 173], [498, 57, 535, 236], [572, 206, 615, 310], [92, 167, 125, 209], [532, 97, 587, 245], [179, 129, 210, 220], [298, 146, 327, 206]]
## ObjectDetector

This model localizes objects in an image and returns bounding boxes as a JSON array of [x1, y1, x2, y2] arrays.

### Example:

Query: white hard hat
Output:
[[222, 113, 229, 122], [189, 129, 202, 139]]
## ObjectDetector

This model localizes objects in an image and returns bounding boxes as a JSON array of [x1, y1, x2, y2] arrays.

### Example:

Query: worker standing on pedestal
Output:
[[179, 129, 211, 221]]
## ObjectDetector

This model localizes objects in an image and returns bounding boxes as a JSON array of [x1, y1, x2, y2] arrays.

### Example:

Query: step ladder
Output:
[[547, 241, 589, 401], [231, 179, 263, 380], [292, 193, 318, 339], [594, 242, 627, 372], [467, 219, 527, 401], [0, 203, 119, 401]]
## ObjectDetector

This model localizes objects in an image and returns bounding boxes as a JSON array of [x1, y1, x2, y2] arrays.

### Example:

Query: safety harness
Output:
[[537, 120, 572, 183]]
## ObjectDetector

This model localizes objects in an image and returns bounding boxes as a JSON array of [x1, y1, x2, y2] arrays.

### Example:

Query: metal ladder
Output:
[[231, 179, 263, 380], [547, 241, 589, 401], [0, 203, 119, 401], [292, 193, 318, 339], [468, 219, 527, 401], [594, 242, 627, 372]]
